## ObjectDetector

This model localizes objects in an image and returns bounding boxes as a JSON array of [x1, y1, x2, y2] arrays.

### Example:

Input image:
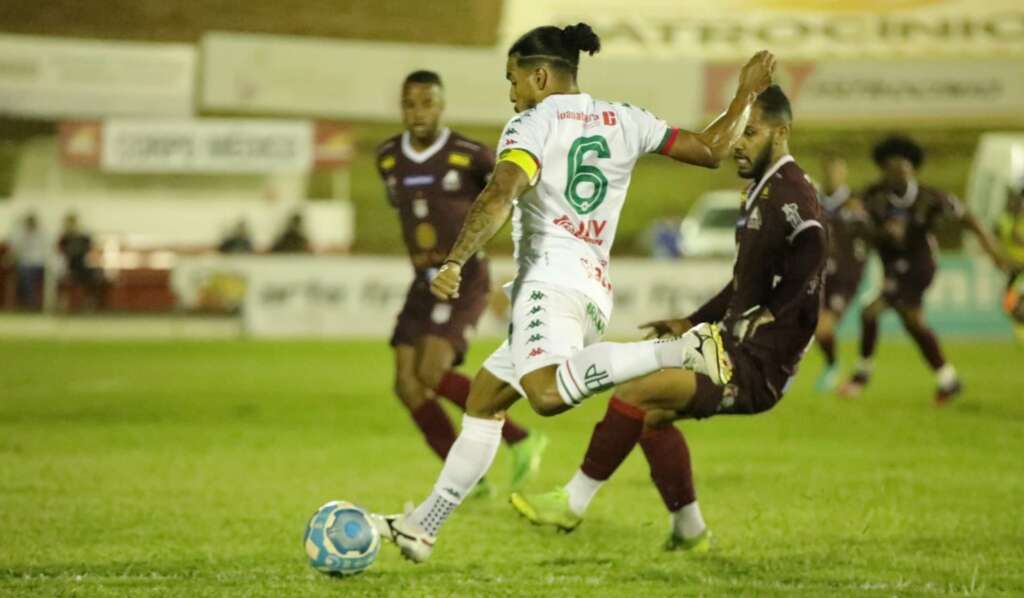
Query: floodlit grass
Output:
[[1, 338, 1022, 596]]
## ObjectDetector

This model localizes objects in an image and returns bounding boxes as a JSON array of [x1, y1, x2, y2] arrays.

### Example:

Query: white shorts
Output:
[[482, 281, 608, 395]]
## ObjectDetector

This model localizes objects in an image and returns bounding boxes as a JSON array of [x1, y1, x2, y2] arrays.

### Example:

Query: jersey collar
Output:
[[401, 127, 451, 164], [745, 154, 795, 207], [887, 178, 919, 208]]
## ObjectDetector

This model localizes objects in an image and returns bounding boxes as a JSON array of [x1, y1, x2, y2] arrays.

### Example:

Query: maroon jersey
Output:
[[725, 157, 825, 375], [820, 185, 870, 309], [376, 128, 495, 282], [861, 179, 964, 277]]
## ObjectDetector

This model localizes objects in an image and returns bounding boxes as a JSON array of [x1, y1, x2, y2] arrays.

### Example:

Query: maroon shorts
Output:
[[678, 343, 790, 420], [881, 262, 935, 309], [389, 275, 489, 366], [823, 264, 865, 317]]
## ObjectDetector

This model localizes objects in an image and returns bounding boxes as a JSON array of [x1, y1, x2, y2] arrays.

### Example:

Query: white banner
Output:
[[171, 256, 732, 338], [0, 34, 195, 118], [704, 60, 1024, 124], [100, 119, 315, 173], [501, 0, 1024, 61], [200, 32, 702, 127]]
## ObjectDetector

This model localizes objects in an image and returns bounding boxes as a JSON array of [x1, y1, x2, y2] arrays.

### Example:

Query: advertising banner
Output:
[[0, 34, 195, 118]]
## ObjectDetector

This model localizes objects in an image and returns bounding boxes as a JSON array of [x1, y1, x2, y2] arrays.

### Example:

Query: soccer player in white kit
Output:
[[373, 22, 775, 562]]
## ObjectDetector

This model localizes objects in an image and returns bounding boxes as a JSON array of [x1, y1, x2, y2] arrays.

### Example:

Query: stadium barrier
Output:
[[171, 254, 1012, 339]]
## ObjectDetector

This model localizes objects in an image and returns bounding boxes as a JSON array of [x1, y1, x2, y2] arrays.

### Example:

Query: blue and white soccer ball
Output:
[[303, 500, 381, 576]]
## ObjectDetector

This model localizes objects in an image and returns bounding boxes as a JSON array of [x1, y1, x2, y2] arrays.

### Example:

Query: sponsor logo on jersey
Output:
[[528, 347, 546, 358], [415, 222, 437, 250], [379, 155, 396, 171], [553, 215, 607, 246], [403, 175, 435, 187], [557, 111, 600, 124], [782, 203, 804, 229], [586, 302, 606, 335], [747, 206, 762, 230], [579, 257, 613, 293], [442, 169, 461, 192], [448, 152, 471, 167], [413, 197, 429, 219], [602, 111, 617, 126]]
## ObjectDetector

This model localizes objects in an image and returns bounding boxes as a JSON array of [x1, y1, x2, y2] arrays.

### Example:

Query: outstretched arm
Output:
[[963, 211, 1010, 271], [664, 50, 776, 168], [430, 161, 531, 299]]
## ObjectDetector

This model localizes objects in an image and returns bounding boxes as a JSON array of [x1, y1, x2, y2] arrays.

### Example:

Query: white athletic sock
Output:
[[671, 501, 706, 539], [565, 469, 604, 516], [555, 336, 701, 406], [410, 415, 503, 536], [936, 363, 958, 388]]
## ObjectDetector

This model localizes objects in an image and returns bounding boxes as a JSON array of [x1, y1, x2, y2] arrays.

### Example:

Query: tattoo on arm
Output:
[[446, 161, 530, 265]]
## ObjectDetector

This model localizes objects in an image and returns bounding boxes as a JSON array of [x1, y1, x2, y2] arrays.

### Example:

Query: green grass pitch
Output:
[[1, 337, 1022, 596]]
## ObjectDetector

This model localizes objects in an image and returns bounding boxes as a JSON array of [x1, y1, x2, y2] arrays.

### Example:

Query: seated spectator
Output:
[[271, 212, 311, 254], [57, 212, 106, 311], [219, 220, 254, 254], [6, 213, 48, 310]]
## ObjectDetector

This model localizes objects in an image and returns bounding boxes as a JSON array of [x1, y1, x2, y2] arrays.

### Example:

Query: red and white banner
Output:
[[59, 119, 354, 173]]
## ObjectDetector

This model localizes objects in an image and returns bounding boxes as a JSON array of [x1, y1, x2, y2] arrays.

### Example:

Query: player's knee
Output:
[[615, 379, 649, 407], [393, 375, 423, 410], [525, 393, 565, 417], [415, 362, 445, 392], [643, 408, 676, 429]]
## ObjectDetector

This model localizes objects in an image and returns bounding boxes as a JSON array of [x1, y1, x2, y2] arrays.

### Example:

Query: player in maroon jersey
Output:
[[838, 135, 1010, 405], [377, 71, 547, 493], [510, 86, 826, 550], [813, 154, 871, 391]]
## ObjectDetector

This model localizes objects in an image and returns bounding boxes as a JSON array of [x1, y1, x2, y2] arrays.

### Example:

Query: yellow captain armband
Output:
[[498, 149, 541, 186]]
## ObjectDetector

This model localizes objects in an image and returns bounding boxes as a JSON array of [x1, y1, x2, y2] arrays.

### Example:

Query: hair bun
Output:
[[562, 23, 601, 56]]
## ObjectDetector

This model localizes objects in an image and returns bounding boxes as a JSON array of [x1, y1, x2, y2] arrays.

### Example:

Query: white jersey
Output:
[[498, 93, 674, 318]]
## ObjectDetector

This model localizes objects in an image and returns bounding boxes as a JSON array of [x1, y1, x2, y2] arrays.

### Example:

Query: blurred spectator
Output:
[[219, 220, 254, 254], [58, 212, 106, 311], [6, 213, 47, 309], [271, 212, 311, 254], [645, 216, 682, 259]]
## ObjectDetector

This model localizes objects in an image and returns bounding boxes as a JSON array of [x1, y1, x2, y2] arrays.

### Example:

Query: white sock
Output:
[[410, 415, 503, 536], [565, 469, 604, 516], [936, 364, 958, 388], [556, 338, 687, 406], [671, 501, 706, 539]]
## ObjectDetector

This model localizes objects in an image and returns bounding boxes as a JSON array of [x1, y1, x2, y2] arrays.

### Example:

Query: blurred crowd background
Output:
[[0, 0, 1021, 338]]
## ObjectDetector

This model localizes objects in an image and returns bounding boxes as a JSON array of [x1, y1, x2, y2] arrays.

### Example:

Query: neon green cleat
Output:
[[508, 430, 549, 491], [509, 487, 582, 532], [664, 528, 712, 553], [468, 477, 496, 500]]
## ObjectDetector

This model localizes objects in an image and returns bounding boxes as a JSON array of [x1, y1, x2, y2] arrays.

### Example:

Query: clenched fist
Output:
[[430, 261, 463, 300]]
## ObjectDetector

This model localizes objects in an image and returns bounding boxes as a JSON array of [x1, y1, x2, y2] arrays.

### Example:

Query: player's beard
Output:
[[747, 134, 776, 181]]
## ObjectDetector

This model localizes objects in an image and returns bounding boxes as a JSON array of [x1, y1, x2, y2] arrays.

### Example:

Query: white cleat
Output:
[[368, 510, 436, 564], [682, 322, 733, 386]]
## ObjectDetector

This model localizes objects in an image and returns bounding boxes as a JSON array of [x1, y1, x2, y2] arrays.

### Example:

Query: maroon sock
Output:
[[817, 333, 837, 367], [639, 426, 696, 511], [860, 314, 879, 361], [580, 397, 646, 481], [435, 370, 529, 445], [410, 400, 458, 460], [905, 323, 946, 370]]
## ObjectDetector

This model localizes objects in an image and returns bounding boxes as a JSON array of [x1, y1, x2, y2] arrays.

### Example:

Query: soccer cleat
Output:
[[664, 528, 712, 553], [509, 487, 582, 533], [508, 430, 549, 491], [683, 322, 733, 386], [368, 510, 435, 563], [815, 365, 839, 393], [468, 477, 497, 500], [934, 379, 963, 407], [838, 370, 870, 399]]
